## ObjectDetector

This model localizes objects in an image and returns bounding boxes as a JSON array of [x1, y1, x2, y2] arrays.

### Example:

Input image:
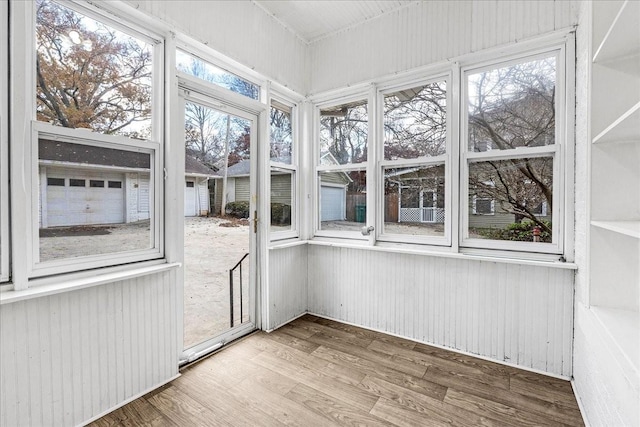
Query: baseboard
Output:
[[570, 378, 591, 427], [265, 310, 309, 333], [79, 373, 181, 426], [308, 312, 572, 381]]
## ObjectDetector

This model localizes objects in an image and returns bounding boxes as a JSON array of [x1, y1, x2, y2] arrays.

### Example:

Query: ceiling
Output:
[[254, 0, 415, 43]]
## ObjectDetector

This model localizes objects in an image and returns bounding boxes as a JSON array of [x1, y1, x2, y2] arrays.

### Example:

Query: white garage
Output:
[[320, 184, 346, 221], [45, 170, 125, 227]]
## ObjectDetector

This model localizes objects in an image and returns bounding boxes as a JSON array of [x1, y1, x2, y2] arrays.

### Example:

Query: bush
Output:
[[477, 220, 552, 243], [225, 201, 250, 218], [271, 203, 291, 225]]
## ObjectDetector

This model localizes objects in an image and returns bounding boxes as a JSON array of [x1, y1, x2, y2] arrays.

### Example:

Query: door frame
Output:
[[176, 85, 265, 365]]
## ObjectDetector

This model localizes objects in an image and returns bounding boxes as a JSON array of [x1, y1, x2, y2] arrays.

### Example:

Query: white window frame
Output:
[[377, 73, 452, 247], [460, 46, 567, 255], [269, 95, 299, 241], [0, 0, 9, 283], [12, 0, 166, 282], [314, 92, 371, 241]]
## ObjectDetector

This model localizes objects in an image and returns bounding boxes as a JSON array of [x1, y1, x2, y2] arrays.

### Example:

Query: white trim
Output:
[[460, 44, 568, 255], [0, 0, 9, 283], [0, 262, 180, 305]]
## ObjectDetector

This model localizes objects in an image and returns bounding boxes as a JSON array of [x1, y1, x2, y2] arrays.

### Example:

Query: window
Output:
[[313, 39, 571, 258], [0, 0, 8, 282], [186, 181, 195, 188], [317, 98, 369, 236], [380, 80, 449, 244], [270, 99, 297, 238], [463, 53, 561, 251], [22, 0, 164, 277], [47, 178, 65, 186], [176, 49, 260, 100]]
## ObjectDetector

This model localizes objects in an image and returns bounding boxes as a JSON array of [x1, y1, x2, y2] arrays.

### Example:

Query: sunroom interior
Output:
[[1, 1, 638, 426]]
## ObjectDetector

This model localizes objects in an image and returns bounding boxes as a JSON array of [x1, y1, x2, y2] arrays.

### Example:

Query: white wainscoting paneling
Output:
[[268, 244, 308, 330], [308, 245, 574, 377], [0, 270, 178, 427]]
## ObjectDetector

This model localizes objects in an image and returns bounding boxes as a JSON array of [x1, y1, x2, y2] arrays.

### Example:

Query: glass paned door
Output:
[[181, 96, 257, 361]]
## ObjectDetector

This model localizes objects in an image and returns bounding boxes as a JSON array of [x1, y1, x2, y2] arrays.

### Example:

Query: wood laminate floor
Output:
[[91, 315, 584, 426]]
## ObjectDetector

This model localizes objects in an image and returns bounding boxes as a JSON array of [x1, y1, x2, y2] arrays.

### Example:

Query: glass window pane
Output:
[[38, 138, 152, 262], [319, 170, 366, 232], [468, 157, 553, 242], [320, 101, 368, 165], [270, 169, 293, 233], [384, 81, 447, 160], [36, 0, 153, 139], [467, 56, 556, 152], [383, 165, 445, 237], [176, 50, 259, 100], [270, 104, 292, 164]]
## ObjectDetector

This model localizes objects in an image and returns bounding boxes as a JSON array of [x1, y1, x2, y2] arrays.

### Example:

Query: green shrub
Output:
[[271, 203, 291, 225], [477, 220, 552, 243], [225, 201, 250, 218]]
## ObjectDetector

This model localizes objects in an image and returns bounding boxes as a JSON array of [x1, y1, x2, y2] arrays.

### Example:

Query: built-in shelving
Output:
[[592, 0, 640, 66], [592, 102, 640, 144], [590, 220, 640, 239], [588, 0, 640, 384]]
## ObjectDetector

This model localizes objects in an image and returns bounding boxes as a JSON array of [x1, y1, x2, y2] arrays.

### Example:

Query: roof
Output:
[[39, 139, 150, 169], [186, 154, 218, 177], [40, 139, 218, 177], [225, 159, 251, 177]]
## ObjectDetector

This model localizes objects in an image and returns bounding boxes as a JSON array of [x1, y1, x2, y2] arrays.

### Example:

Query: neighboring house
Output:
[[184, 155, 218, 217], [385, 168, 445, 224], [38, 140, 216, 228], [213, 159, 293, 213]]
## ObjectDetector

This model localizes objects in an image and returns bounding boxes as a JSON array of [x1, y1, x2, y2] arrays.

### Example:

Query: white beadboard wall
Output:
[[124, 0, 307, 94], [0, 270, 179, 427], [308, 0, 579, 94], [267, 245, 308, 330], [308, 245, 575, 377]]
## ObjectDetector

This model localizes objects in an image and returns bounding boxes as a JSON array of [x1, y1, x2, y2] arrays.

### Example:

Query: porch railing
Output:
[[229, 253, 249, 328]]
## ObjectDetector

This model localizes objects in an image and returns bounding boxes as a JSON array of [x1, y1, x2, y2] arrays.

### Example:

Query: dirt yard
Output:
[[39, 217, 251, 349], [183, 216, 250, 348]]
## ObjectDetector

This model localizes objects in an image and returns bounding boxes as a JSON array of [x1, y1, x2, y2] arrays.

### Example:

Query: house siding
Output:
[[271, 174, 292, 205]]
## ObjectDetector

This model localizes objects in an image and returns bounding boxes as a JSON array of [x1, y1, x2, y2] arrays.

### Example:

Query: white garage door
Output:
[[320, 185, 345, 221], [185, 180, 197, 217], [47, 170, 125, 227]]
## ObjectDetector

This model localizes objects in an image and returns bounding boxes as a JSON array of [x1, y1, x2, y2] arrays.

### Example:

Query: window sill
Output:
[[307, 239, 577, 270], [0, 261, 181, 305], [269, 239, 308, 250]]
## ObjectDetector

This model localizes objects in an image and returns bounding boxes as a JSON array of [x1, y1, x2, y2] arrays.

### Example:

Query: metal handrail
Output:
[[229, 253, 249, 328]]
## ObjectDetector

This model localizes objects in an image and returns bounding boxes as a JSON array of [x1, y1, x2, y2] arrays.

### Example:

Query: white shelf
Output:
[[593, 0, 640, 66], [591, 306, 639, 376], [592, 102, 640, 144], [591, 220, 640, 239]]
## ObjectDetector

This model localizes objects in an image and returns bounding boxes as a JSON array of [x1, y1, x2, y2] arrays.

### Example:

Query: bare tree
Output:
[[36, 0, 152, 138]]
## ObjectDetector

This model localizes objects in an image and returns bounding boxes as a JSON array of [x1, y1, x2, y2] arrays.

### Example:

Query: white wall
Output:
[[124, 0, 308, 94], [0, 269, 179, 427], [308, 245, 575, 377], [308, 0, 578, 94], [267, 244, 308, 330]]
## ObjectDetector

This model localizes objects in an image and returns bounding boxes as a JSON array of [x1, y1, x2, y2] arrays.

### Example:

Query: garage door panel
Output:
[[321, 185, 345, 221], [45, 170, 125, 227]]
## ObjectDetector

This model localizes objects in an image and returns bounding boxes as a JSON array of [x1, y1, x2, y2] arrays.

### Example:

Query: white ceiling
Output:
[[254, 0, 415, 43]]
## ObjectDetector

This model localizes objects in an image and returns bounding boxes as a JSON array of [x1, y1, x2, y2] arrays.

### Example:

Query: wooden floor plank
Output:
[[426, 365, 584, 427], [90, 314, 584, 427], [308, 333, 427, 378], [361, 375, 502, 427], [312, 345, 447, 401], [285, 383, 391, 427], [444, 388, 567, 427]]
